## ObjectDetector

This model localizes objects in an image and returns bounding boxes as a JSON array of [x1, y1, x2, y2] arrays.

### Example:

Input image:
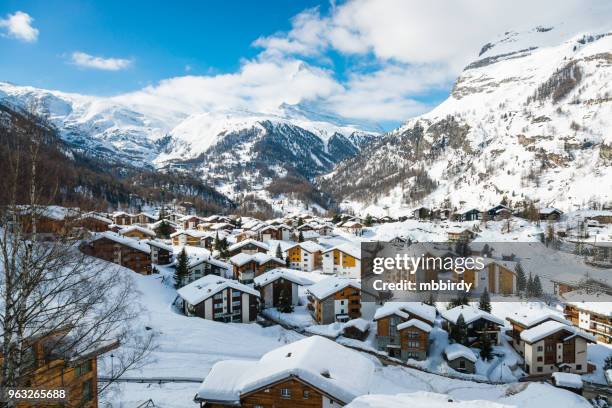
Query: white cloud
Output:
[[71, 51, 132, 71], [0, 11, 39, 42]]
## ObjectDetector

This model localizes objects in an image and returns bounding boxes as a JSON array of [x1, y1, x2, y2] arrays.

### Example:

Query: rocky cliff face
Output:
[[320, 26, 612, 214]]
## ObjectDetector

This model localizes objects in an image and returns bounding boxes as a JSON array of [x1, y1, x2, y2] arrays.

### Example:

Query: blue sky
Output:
[[0, 0, 328, 94], [1, 0, 608, 128]]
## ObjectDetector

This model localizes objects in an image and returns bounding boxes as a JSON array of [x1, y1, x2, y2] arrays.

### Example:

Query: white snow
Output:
[[177, 274, 260, 306], [444, 343, 477, 363]]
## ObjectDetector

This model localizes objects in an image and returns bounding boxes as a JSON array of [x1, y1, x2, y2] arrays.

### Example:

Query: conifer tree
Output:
[[516, 264, 527, 293], [174, 248, 189, 288], [298, 231, 304, 243], [479, 331, 493, 361], [276, 244, 283, 260], [479, 287, 492, 313], [533, 275, 543, 297], [526, 273, 534, 297], [453, 313, 468, 345], [277, 288, 294, 313], [364, 214, 373, 227]]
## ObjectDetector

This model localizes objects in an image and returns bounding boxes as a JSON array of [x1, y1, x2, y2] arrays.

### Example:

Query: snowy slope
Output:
[[0, 82, 377, 195], [321, 26, 612, 215]]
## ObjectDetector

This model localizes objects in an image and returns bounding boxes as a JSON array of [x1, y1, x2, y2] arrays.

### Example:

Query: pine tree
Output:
[[297, 218, 304, 227], [277, 288, 294, 313], [453, 313, 469, 345], [479, 287, 491, 313], [479, 330, 493, 361], [533, 275, 543, 297], [214, 232, 221, 251], [447, 292, 469, 309], [298, 231, 304, 243], [516, 264, 527, 293], [276, 244, 283, 260], [219, 237, 230, 259], [155, 220, 173, 239], [174, 248, 189, 288], [364, 214, 373, 227]]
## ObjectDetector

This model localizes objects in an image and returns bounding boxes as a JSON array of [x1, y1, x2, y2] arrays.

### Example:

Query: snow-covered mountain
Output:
[[320, 25, 612, 215], [0, 82, 377, 207]]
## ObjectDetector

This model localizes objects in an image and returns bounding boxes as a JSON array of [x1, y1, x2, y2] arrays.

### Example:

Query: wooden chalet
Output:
[[80, 232, 152, 274], [229, 253, 285, 284], [119, 225, 156, 240], [539, 207, 563, 221], [144, 239, 174, 265], [228, 238, 269, 257], [307, 277, 365, 324], [453, 208, 481, 222], [0, 327, 118, 408], [177, 275, 259, 323], [170, 229, 208, 247], [519, 320, 595, 375], [111, 211, 133, 226], [459, 259, 517, 295], [254, 268, 313, 309], [373, 302, 436, 361], [78, 212, 112, 232], [506, 310, 572, 354], [342, 318, 370, 341], [194, 336, 374, 408], [564, 303, 611, 344], [440, 305, 505, 346], [444, 343, 477, 374], [287, 241, 324, 272]]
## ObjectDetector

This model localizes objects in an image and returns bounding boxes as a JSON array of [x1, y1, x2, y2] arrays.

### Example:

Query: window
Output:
[[576, 364, 582, 370], [303, 390, 310, 399], [280, 388, 291, 399], [537, 367, 543, 373], [75, 360, 93, 377], [459, 360, 465, 369], [537, 356, 543, 362], [537, 346, 543, 352], [82, 379, 93, 402]]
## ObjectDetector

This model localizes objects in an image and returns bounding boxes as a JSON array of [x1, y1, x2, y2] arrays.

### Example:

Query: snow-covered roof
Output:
[[444, 343, 477, 363], [520, 320, 595, 344], [506, 308, 570, 328], [228, 238, 269, 252], [230, 252, 284, 267], [196, 336, 374, 405], [307, 277, 360, 300], [254, 268, 313, 287], [287, 241, 324, 254], [343, 318, 370, 333], [119, 225, 156, 237], [79, 212, 112, 224], [142, 239, 173, 252], [322, 243, 361, 259], [540, 207, 563, 215], [552, 372, 583, 389], [170, 229, 209, 238], [440, 305, 505, 326], [397, 318, 432, 333], [188, 255, 232, 272], [373, 302, 436, 323], [177, 275, 259, 306], [92, 231, 151, 254]]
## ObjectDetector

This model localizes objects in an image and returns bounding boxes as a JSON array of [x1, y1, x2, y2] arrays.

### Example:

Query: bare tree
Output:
[[0, 107, 155, 405]]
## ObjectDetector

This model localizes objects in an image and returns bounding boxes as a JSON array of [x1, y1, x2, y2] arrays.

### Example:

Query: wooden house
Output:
[[229, 253, 285, 284], [170, 229, 208, 247], [444, 343, 477, 374], [287, 241, 324, 272], [119, 225, 156, 240], [342, 318, 370, 341], [179, 215, 205, 230], [144, 239, 174, 265], [17, 205, 79, 238], [80, 232, 152, 274], [440, 305, 505, 346], [413, 206, 431, 219], [446, 227, 476, 243], [78, 212, 112, 232], [183, 256, 232, 285], [194, 336, 375, 408], [459, 259, 517, 295], [373, 302, 436, 361], [539, 207, 563, 221], [111, 211, 133, 226], [228, 239, 269, 257], [307, 277, 364, 324], [454, 208, 481, 222], [133, 212, 156, 224], [258, 225, 281, 241], [254, 268, 313, 309], [1, 327, 118, 408], [519, 320, 595, 375], [321, 244, 361, 278], [177, 275, 260, 323], [564, 303, 612, 344], [506, 310, 572, 354]]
